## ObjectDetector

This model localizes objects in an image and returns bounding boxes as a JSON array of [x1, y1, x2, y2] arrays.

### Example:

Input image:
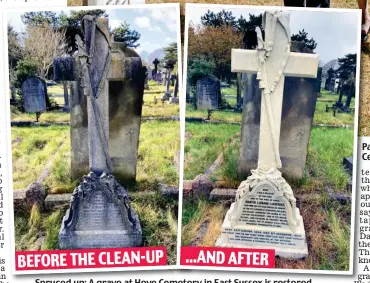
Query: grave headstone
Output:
[[238, 45, 320, 181], [54, 18, 146, 184], [56, 16, 141, 249], [196, 75, 220, 110], [217, 11, 319, 259], [153, 58, 160, 74], [22, 77, 47, 113], [62, 81, 70, 112], [162, 60, 175, 101], [169, 73, 179, 104], [148, 68, 153, 80]]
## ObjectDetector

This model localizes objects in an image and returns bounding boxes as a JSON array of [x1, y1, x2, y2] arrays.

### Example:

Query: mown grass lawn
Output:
[[186, 88, 355, 126]]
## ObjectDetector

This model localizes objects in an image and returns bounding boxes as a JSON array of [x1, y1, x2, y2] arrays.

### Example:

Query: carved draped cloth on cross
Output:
[[255, 11, 291, 169], [58, 16, 142, 249]]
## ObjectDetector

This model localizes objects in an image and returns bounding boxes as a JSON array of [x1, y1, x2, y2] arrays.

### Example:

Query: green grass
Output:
[[137, 120, 180, 188], [131, 193, 178, 265], [142, 82, 179, 117], [184, 122, 240, 180], [12, 120, 179, 192], [11, 126, 69, 190], [14, 194, 178, 265], [11, 106, 70, 123], [186, 105, 242, 123], [306, 127, 353, 191]]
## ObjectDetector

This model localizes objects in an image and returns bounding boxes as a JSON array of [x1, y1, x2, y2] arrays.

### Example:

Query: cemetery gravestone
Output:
[[238, 47, 320, 181], [148, 68, 153, 80], [56, 16, 141, 249], [169, 73, 179, 104], [217, 11, 319, 259], [153, 58, 160, 74], [55, 20, 146, 184], [22, 77, 47, 114], [196, 75, 220, 110]]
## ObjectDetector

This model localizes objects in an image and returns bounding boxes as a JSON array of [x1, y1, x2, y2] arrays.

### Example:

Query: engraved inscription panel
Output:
[[238, 184, 289, 229], [223, 228, 305, 247]]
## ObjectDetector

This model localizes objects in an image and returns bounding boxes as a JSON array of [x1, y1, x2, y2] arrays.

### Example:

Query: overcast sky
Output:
[[7, 5, 179, 54], [186, 5, 360, 63]]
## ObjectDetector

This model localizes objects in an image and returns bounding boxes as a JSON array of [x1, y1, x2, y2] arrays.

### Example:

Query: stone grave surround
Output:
[[216, 10, 319, 259], [54, 21, 146, 184], [55, 16, 142, 249], [22, 76, 48, 113], [196, 75, 220, 110]]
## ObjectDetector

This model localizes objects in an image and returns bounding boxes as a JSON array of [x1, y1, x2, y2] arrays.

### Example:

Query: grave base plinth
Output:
[[59, 172, 142, 249], [162, 92, 172, 101], [169, 97, 179, 104], [216, 169, 308, 260], [216, 203, 308, 259]]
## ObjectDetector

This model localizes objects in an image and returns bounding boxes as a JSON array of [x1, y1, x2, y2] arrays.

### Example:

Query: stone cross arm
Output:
[[231, 49, 319, 78], [54, 42, 143, 83]]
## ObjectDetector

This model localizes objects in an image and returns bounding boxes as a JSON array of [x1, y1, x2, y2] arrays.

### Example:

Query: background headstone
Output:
[[196, 75, 220, 110], [22, 77, 47, 113]]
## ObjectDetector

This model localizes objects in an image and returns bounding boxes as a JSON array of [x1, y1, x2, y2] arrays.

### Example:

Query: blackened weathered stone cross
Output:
[[55, 16, 142, 249]]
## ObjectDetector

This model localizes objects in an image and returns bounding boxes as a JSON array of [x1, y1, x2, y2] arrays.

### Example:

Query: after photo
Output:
[[181, 4, 360, 273]]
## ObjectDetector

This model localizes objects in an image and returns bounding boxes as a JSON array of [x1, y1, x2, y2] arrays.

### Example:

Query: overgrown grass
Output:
[[184, 122, 240, 180], [181, 197, 352, 271], [44, 136, 77, 194], [131, 193, 178, 265], [11, 126, 69, 190], [137, 120, 180, 188], [14, 194, 178, 265]]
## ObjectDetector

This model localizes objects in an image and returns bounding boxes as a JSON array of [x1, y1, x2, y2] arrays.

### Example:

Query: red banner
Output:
[[180, 247, 275, 268], [15, 247, 167, 271]]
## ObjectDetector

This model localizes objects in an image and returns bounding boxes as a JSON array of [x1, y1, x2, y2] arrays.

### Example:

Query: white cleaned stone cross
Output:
[[217, 11, 319, 259], [232, 11, 319, 171]]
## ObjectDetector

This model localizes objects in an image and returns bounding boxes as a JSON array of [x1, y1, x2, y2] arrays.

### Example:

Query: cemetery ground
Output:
[[11, 80, 180, 265], [182, 88, 355, 271]]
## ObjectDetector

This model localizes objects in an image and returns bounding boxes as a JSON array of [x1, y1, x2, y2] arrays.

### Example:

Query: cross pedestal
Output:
[[216, 11, 319, 259]]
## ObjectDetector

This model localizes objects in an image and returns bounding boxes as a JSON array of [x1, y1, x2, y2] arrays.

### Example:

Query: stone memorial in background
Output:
[[62, 81, 70, 112], [196, 75, 220, 110], [238, 43, 320, 181], [55, 16, 141, 249], [54, 18, 146, 184], [169, 73, 179, 104], [148, 68, 153, 80], [162, 59, 176, 101], [22, 76, 48, 121], [153, 58, 160, 74], [217, 11, 319, 259]]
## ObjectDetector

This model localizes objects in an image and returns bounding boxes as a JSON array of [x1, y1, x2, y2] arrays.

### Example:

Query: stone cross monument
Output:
[[56, 16, 141, 249], [216, 11, 319, 259]]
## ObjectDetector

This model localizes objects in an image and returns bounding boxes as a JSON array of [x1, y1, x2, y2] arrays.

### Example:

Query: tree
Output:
[[163, 42, 178, 63], [291, 29, 317, 52], [337, 53, 357, 80], [188, 24, 243, 81], [8, 24, 23, 69], [201, 10, 236, 28], [112, 22, 140, 48], [57, 10, 107, 52], [23, 23, 66, 79], [21, 11, 61, 28], [187, 58, 215, 87]]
